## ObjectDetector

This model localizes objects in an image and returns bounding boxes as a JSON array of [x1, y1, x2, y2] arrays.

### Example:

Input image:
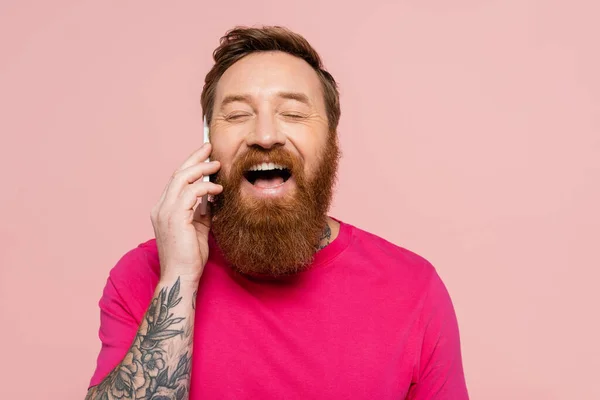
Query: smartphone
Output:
[[199, 116, 210, 216]]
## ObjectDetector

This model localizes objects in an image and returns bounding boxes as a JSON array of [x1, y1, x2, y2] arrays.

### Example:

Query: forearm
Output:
[[86, 276, 197, 400]]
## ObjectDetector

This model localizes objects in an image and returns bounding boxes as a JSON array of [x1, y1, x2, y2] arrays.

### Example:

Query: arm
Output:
[[86, 276, 196, 400], [407, 270, 469, 399], [86, 142, 223, 399]]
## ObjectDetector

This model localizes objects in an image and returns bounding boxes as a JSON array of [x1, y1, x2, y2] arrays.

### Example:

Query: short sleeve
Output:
[[88, 242, 159, 388], [407, 269, 469, 399]]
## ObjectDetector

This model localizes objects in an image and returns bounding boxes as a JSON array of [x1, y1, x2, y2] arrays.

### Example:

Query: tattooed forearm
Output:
[[86, 277, 195, 400]]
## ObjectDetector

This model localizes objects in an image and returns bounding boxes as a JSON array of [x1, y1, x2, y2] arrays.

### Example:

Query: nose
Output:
[[245, 113, 286, 149]]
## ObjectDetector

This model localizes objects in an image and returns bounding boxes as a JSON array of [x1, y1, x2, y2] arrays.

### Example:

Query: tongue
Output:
[[254, 176, 284, 188]]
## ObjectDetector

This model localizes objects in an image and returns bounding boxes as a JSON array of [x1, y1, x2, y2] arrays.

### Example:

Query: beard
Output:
[[209, 133, 340, 277]]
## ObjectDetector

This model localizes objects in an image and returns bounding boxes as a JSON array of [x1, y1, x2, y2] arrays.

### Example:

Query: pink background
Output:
[[1, 1, 599, 398]]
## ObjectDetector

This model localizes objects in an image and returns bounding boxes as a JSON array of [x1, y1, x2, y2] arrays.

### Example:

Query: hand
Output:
[[150, 143, 223, 284]]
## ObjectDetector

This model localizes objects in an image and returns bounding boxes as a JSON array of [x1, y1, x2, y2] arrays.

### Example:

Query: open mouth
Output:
[[243, 162, 292, 188]]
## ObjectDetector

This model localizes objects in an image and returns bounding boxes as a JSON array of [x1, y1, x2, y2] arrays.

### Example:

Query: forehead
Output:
[[215, 51, 325, 107]]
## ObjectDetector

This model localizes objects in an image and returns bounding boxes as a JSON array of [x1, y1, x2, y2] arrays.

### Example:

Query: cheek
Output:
[[210, 138, 235, 165], [210, 128, 246, 163], [217, 160, 236, 180], [207, 150, 231, 181], [296, 136, 328, 176]]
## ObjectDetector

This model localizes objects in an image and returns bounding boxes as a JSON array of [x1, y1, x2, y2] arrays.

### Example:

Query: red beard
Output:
[[210, 134, 340, 277]]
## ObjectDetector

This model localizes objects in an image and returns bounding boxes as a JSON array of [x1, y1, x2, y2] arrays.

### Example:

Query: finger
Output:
[[178, 143, 213, 172], [178, 181, 223, 211], [163, 161, 221, 205], [157, 144, 214, 205]]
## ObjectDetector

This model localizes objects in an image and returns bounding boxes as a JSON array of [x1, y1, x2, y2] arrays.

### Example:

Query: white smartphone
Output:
[[199, 116, 210, 216]]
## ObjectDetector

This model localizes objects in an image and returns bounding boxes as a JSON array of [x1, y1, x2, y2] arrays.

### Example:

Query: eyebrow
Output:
[[220, 94, 252, 108], [219, 91, 311, 109], [277, 91, 311, 105]]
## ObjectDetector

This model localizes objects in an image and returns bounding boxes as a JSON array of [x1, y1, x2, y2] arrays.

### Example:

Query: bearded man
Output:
[[85, 25, 469, 400]]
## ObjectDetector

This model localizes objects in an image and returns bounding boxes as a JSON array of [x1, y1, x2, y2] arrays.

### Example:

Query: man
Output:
[[85, 25, 469, 399]]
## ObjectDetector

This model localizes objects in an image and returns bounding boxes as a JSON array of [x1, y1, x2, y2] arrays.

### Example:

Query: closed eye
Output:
[[225, 113, 252, 122], [281, 112, 307, 119]]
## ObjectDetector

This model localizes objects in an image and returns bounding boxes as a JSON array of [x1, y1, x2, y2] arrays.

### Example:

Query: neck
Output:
[[317, 217, 339, 250]]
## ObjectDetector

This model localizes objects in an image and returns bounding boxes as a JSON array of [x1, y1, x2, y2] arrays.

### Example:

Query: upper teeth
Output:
[[248, 162, 286, 171]]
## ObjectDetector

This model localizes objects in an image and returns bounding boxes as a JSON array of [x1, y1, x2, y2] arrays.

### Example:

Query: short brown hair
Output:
[[200, 25, 341, 133]]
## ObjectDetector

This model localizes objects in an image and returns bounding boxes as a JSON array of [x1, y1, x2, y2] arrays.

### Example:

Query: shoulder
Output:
[[345, 221, 437, 277], [337, 220, 448, 303], [343, 220, 460, 324], [108, 238, 160, 279], [102, 238, 160, 318]]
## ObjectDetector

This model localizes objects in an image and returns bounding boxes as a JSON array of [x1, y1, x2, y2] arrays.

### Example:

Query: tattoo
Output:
[[192, 290, 197, 310], [317, 224, 332, 250], [86, 278, 192, 400]]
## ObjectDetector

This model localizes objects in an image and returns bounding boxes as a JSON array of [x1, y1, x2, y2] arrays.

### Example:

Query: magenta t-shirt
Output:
[[89, 219, 469, 399]]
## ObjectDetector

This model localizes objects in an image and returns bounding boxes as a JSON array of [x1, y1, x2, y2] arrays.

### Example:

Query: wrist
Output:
[[158, 273, 200, 290]]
